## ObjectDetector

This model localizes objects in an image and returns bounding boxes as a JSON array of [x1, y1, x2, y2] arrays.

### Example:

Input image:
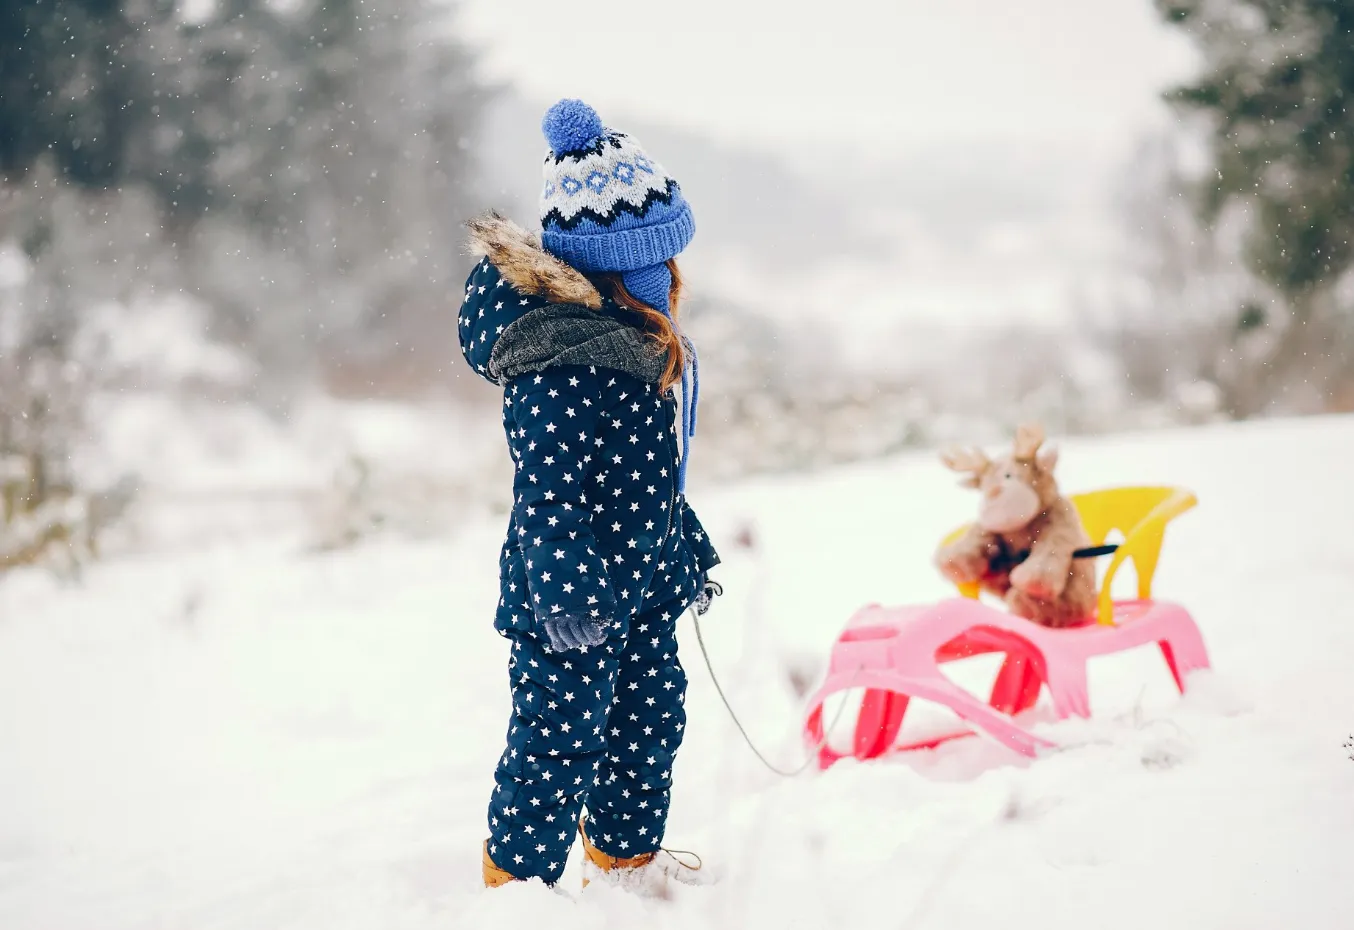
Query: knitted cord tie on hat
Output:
[[676, 349, 698, 493]]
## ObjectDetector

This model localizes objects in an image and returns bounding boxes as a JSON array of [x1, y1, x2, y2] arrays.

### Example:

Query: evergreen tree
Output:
[[154, 0, 490, 390], [2, 0, 489, 397], [1157, 0, 1354, 409], [2, 0, 137, 186]]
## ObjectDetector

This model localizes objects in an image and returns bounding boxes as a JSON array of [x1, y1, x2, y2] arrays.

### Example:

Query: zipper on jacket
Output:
[[660, 388, 679, 545]]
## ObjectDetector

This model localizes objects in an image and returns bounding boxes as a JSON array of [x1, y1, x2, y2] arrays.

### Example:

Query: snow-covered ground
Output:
[[2, 415, 1353, 929]]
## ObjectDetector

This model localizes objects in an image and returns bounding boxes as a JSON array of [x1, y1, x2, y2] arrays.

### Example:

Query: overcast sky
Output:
[[455, 0, 1199, 158], [452, 1, 1203, 339]]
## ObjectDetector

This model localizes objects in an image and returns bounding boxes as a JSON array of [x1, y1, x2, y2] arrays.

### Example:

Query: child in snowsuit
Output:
[[458, 99, 722, 892]]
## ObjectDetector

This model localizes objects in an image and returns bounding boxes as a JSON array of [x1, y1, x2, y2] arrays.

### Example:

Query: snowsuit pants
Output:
[[486, 592, 691, 885]]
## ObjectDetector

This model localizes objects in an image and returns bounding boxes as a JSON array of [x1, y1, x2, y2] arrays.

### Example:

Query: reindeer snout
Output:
[[984, 484, 1003, 500]]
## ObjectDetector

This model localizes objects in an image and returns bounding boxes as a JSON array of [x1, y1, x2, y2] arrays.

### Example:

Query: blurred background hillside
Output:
[[2, 0, 1352, 567]]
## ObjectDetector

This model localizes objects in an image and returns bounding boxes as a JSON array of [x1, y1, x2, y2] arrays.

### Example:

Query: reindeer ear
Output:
[[939, 446, 989, 472], [940, 446, 991, 489], [1013, 422, 1045, 461], [1037, 443, 1059, 472]]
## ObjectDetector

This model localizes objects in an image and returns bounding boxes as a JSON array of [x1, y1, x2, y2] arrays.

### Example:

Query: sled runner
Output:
[[802, 486, 1211, 768]]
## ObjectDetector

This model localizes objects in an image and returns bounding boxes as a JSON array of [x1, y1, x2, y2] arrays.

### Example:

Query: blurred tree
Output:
[[1091, 131, 1272, 419], [155, 0, 491, 395], [0, 0, 489, 572], [1, 0, 140, 186], [2, 0, 489, 400], [1156, 0, 1354, 411]]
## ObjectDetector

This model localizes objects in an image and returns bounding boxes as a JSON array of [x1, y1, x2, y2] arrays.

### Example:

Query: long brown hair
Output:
[[592, 259, 686, 392]]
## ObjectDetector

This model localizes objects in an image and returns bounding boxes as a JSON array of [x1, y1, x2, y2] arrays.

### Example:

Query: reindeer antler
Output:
[[1013, 422, 1045, 462], [939, 446, 991, 475]]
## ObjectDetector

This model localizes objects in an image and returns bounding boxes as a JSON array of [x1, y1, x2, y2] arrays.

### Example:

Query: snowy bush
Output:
[[0, 174, 146, 575], [676, 291, 1196, 485], [303, 451, 512, 554]]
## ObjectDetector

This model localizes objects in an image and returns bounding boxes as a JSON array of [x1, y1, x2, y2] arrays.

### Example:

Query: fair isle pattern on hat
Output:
[[542, 139, 669, 227], [539, 99, 695, 275]]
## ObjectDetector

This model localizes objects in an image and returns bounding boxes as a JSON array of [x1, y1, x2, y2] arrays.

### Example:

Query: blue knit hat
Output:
[[539, 99, 695, 312], [539, 98, 701, 492]]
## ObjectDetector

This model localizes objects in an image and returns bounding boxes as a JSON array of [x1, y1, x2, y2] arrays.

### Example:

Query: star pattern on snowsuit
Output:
[[459, 257, 721, 885]]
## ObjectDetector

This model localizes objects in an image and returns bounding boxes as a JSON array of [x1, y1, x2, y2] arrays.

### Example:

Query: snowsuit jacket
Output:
[[458, 213, 721, 639]]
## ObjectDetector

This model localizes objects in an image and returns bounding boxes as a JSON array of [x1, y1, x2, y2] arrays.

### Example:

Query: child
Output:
[[458, 99, 723, 893]]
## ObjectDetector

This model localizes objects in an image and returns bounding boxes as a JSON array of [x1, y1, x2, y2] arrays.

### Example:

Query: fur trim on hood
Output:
[[458, 211, 668, 388], [465, 211, 603, 310]]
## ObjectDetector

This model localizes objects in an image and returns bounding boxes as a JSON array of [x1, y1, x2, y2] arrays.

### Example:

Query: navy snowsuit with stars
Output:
[[459, 256, 721, 885]]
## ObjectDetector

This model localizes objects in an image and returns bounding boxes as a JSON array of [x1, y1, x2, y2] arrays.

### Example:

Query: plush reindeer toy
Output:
[[933, 423, 1097, 629]]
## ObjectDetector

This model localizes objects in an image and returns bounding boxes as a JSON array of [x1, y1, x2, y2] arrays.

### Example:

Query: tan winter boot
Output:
[[578, 819, 711, 896], [482, 840, 519, 889]]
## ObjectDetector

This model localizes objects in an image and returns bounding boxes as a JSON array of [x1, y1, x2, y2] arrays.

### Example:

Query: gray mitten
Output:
[[694, 577, 723, 617], [542, 614, 607, 651]]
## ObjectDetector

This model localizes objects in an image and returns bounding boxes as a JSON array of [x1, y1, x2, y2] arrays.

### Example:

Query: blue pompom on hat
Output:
[[538, 98, 701, 491], [540, 99, 605, 155]]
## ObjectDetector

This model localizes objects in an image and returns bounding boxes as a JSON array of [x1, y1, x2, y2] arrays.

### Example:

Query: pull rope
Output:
[[686, 607, 1019, 930], [689, 608, 858, 778]]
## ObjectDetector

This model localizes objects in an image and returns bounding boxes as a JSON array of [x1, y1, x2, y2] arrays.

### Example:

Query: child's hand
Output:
[[694, 577, 723, 617], [542, 614, 607, 651]]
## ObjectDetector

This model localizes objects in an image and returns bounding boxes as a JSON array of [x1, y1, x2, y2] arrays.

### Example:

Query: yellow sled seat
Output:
[[942, 486, 1198, 626]]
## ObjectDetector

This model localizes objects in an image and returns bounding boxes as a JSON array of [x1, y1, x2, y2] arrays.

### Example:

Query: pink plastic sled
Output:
[[802, 486, 1212, 768]]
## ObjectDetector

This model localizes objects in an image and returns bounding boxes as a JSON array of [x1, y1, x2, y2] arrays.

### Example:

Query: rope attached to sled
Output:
[[686, 545, 1122, 778], [689, 607, 857, 778], [691, 602, 1016, 929]]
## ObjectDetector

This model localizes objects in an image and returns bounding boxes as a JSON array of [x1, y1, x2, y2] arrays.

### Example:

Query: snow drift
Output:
[[1, 415, 1352, 929]]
